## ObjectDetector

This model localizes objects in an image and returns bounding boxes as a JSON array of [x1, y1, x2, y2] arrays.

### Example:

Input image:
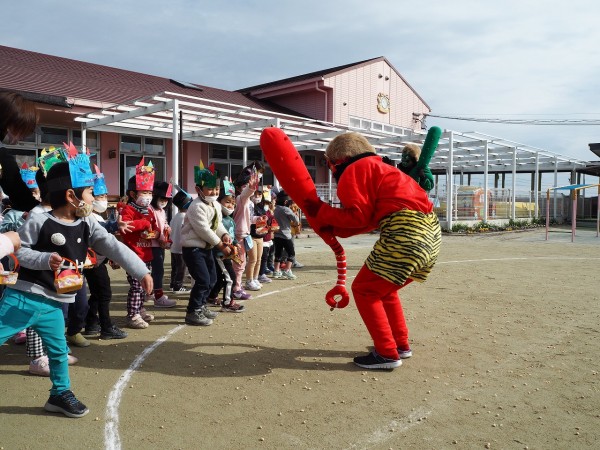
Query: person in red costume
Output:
[[305, 132, 442, 370]]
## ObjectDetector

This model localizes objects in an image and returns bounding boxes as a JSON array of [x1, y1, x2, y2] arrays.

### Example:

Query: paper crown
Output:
[[194, 161, 220, 188], [38, 146, 68, 175], [153, 181, 173, 199], [135, 157, 155, 191], [172, 185, 193, 209], [93, 164, 108, 196], [20, 163, 39, 189], [64, 142, 94, 189], [222, 179, 235, 197]]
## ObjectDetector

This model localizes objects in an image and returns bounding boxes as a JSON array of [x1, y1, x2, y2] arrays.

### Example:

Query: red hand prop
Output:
[[260, 127, 350, 310]]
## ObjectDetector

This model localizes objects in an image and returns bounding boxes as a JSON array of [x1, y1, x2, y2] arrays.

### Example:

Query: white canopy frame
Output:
[[75, 91, 589, 227]]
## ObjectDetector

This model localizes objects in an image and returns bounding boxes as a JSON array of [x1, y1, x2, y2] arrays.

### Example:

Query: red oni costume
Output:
[[260, 128, 441, 363]]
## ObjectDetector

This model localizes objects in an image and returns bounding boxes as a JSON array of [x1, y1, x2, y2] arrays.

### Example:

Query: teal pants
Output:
[[0, 288, 70, 395]]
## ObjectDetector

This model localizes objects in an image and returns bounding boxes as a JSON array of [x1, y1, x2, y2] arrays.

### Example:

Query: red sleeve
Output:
[[121, 205, 151, 231]]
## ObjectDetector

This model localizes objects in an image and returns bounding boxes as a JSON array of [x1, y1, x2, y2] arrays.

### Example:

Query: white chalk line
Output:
[[104, 255, 599, 449], [104, 325, 184, 450]]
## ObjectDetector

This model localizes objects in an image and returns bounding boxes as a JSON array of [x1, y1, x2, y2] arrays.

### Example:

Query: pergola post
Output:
[[511, 147, 517, 220], [483, 140, 489, 222], [533, 153, 539, 218], [553, 157, 558, 220], [171, 99, 180, 186], [446, 131, 454, 231]]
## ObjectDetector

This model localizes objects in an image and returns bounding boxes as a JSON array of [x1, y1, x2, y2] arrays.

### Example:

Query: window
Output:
[[303, 154, 316, 167], [72, 130, 99, 149], [210, 145, 228, 159], [119, 135, 164, 155], [247, 147, 262, 161], [40, 127, 69, 146]]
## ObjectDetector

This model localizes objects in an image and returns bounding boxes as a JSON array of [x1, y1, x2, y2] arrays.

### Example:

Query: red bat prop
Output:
[[260, 127, 350, 310]]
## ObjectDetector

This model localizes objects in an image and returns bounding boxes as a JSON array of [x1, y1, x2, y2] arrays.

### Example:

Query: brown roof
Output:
[[0, 45, 299, 114]]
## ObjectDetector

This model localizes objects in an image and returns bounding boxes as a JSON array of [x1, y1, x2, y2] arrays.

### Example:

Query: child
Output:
[[82, 165, 129, 339], [306, 131, 441, 370], [231, 167, 260, 299], [181, 163, 232, 325], [244, 189, 267, 290], [149, 181, 176, 307], [119, 158, 159, 329], [272, 190, 299, 280], [208, 180, 245, 312], [253, 189, 272, 285], [0, 154, 152, 418], [169, 187, 193, 293]]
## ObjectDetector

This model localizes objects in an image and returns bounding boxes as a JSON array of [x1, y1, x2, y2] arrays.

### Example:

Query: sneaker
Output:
[[221, 300, 245, 313], [185, 310, 213, 326], [13, 330, 26, 344], [353, 351, 401, 370], [272, 271, 283, 279], [292, 260, 304, 268], [282, 270, 297, 280], [172, 286, 191, 294], [398, 347, 413, 359], [127, 314, 149, 329], [29, 356, 50, 376], [232, 290, 252, 300], [44, 390, 89, 418], [244, 280, 261, 291], [264, 269, 273, 276], [66, 333, 90, 348], [154, 295, 177, 308], [82, 324, 101, 336], [258, 274, 272, 284], [202, 305, 219, 319], [67, 354, 79, 365], [140, 308, 154, 322], [254, 279, 263, 288], [267, 265, 275, 273], [100, 325, 129, 340]]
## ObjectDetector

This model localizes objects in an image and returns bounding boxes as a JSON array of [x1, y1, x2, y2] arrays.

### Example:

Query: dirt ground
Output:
[[1, 228, 600, 450]]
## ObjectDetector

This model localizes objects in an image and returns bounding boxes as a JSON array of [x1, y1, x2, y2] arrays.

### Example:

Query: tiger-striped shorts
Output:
[[365, 209, 441, 286]]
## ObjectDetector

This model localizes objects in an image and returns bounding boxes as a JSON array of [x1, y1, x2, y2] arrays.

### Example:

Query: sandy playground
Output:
[[1, 228, 600, 449]]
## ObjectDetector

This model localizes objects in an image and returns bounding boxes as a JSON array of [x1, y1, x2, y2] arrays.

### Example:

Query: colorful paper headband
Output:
[[93, 164, 108, 196], [38, 146, 68, 175], [20, 163, 39, 189], [194, 161, 220, 188], [222, 179, 235, 197], [64, 142, 94, 189], [136, 157, 155, 191]]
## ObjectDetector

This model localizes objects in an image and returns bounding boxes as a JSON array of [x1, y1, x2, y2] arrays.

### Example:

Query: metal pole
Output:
[[553, 157, 558, 220], [534, 153, 539, 218], [546, 189, 550, 240], [511, 148, 517, 220], [572, 189, 577, 242], [446, 131, 454, 231], [483, 140, 489, 222], [171, 100, 179, 187]]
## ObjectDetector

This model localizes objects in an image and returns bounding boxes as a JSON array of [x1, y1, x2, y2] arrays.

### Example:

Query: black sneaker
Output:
[[44, 390, 89, 418], [82, 324, 101, 336], [100, 325, 128, 340], [353, 351, 402, 370], [185, 310, 213, 326]]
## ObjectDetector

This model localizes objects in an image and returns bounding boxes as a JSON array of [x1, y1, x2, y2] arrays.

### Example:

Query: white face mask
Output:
[[157, 200, 168, 209], [93, 200, 108, 213], [204, 195, 218, 203], [135, 195, 152, 207], [221, 204, 235, 216]]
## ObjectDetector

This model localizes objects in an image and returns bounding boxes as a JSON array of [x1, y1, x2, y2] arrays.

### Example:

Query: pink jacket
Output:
[[233, 184, 252, 240]]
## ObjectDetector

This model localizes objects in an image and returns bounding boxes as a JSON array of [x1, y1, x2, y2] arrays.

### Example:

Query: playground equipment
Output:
[[545, 184, 600, 242]]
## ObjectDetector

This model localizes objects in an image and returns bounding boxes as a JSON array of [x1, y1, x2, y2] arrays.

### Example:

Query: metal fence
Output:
[[316, 183, 598, 223]]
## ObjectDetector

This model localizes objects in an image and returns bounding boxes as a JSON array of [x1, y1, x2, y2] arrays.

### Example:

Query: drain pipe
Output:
[[315, 80, 328, 122]]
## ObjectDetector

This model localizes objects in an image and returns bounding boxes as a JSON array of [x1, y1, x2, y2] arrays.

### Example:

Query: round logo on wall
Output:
[[377, 93, 390, 114]]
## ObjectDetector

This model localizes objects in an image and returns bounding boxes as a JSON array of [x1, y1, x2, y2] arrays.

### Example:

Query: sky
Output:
[[3, 0, 600, 169]]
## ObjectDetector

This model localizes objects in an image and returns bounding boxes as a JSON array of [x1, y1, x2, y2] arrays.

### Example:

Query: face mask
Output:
[[252, 197, 262, 204], [204, 195, 218, 203], [157, 200, 169, 209], [70, 198, 93, 218], [135, 195, 152, 207], [93, 200, 108, 213], [221, 204, 235, 216]]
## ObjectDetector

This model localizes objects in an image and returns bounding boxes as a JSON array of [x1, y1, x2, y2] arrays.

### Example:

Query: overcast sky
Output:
[[3, 0, 600, 163]]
